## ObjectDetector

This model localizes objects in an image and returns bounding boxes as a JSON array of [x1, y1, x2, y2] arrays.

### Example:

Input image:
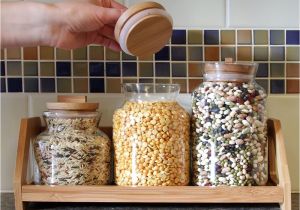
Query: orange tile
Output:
[[172, 79, 187, 93], [188, 63, 203, 77], [286, 63, 300, 77], [204, 47, 219, 61], [7, 47, 21, 59], [287, 79, 300, 93], [24, 47, 38, 60], [237, 47, 252, 61], [237, 30, 252, 45], [189, 79, 202, 93], [1, 49, 4, 59]]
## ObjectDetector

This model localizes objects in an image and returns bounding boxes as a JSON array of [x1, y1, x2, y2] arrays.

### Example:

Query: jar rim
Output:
[[122, 83, 180, 93], [43, 111, 100, 118], [204, 61, 258, 75]]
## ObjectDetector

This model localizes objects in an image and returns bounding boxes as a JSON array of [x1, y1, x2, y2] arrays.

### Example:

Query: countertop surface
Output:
[[3, 193, 299, 210]]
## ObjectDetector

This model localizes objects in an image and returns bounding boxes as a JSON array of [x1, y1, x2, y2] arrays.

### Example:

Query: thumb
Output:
[[95, 7, 123, 25]]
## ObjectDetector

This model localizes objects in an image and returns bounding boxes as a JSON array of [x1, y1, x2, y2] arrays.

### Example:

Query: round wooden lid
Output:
[[47, 96, 99, 111], [115, 2, 173, 57], [204, 58, 257, 75]]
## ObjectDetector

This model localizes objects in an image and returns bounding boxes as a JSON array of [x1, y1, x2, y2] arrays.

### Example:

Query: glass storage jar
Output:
[[113, 84, 190, 186], [33, 96, 111, 185], [191, 60, 268, 186]]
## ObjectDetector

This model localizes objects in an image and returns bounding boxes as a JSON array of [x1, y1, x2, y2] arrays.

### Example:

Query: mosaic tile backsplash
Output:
[[0, 29, 299, 94]]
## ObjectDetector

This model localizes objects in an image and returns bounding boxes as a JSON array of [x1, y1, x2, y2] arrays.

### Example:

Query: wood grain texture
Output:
[[268, 119, 292, 210], [14, 117, 42, 210], [21, 185, 283, 203], [115, 1, 165, 41], [125, 14, 172, 57], [46, 102, 99, 111], [57, 95, 87, 103]]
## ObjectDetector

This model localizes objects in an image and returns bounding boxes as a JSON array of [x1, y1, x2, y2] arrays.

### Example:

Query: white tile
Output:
[[230, 0, 300, 28], [125, 0, 225, 28], [0, 94, 28, 191], [267, 95, 299, 192]]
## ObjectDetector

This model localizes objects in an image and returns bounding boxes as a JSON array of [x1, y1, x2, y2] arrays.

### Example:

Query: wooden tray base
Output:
[[13, 118, 291, 210]]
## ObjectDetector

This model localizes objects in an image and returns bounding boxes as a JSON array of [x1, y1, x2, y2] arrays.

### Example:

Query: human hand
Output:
[[48, 0, 126, 51]]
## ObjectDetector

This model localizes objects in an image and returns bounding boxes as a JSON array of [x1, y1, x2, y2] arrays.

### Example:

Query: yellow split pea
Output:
[[113, 101, 190, 186]]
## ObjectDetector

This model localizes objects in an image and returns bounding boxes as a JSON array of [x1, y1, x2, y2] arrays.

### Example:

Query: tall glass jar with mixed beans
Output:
[[33, 96, 111, 185], [191, 60, 268, 186], [113, 84, 190, 186]]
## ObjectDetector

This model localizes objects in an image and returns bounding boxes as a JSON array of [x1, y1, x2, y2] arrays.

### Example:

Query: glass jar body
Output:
[[34, 111, 111, 185], [192, 80, 268, 186], [113, 84, 190, 186]]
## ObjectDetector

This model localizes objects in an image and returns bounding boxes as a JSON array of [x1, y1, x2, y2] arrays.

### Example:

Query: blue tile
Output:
[[155, 63, 170, 77], [270, 30, 285, 45], [24, 78, 39, 92], [1, 61, 5, 76], [172, 63, 186, 77], [271, 80, 285, 94], [155, 46, 170, 60], [90, 78, 105, 93], [256, 63, 268, 77], [123, 62, 137, 77], [171, 30, 186, 44], [89, 62, 104, 76], [8, 78, 22, 92], [171, 47, 186, 61], [106, 62, 120, 77], [204, 30, 219, 45], [286, 30, 300, 45], [41, 78, 55, 92], [56, 62, 71, 76], [1, 78, 6, 92]]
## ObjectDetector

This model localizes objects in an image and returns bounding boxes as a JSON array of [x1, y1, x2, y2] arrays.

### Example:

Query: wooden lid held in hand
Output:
[[47, 96, 98, 111], [115, 2, 173, 57]]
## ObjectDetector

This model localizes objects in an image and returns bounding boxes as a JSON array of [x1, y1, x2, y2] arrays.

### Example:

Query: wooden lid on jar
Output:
[[47, 96, 98, 111], [204, 58, 257, 75], [114, 1, 173, 57]]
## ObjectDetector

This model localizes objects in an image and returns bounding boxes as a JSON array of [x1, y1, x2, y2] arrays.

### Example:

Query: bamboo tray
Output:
[[14, 118, 291, 210]]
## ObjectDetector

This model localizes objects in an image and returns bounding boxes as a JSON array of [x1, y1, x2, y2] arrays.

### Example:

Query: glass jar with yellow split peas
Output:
[[113, 83, 190, 186]]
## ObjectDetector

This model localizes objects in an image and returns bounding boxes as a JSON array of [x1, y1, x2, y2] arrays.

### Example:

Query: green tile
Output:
[[270, 47, 285, 61], [24, 62, 38, 76], [106, 78, 121, 93], [188, 30, 202, 44], [57, 78, 72, 93], [7, 47, 21, 59], [105, 48, 120, 60], [122, 52, 136, 60], [73, 78, 88, 93], [73, 62, 88, 76], [221, 47, 236, 61], [56, 48, 71, 60], [7, 61, 22, 76], [122, 78, 137, 84], [40, 46, 54, 60], [270, 63, 285, 77], [237, 30, 252, 45], [138, 54, 153, 61], [256, 79, 269, 93], [221, 30, 235, 45], [139, 63, 153, 77], [286, 47, 300, 61], [188, 63, 203, 77], [40, 62, 55, 76], [188, 47, 203, 61], [254, 47, 268, 61], [1, 49, 4, 59], [89, 46, 104, 60], [254, 30, 268, 45], [172, 63, 187, 77], [73, 47, 87, 60]]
